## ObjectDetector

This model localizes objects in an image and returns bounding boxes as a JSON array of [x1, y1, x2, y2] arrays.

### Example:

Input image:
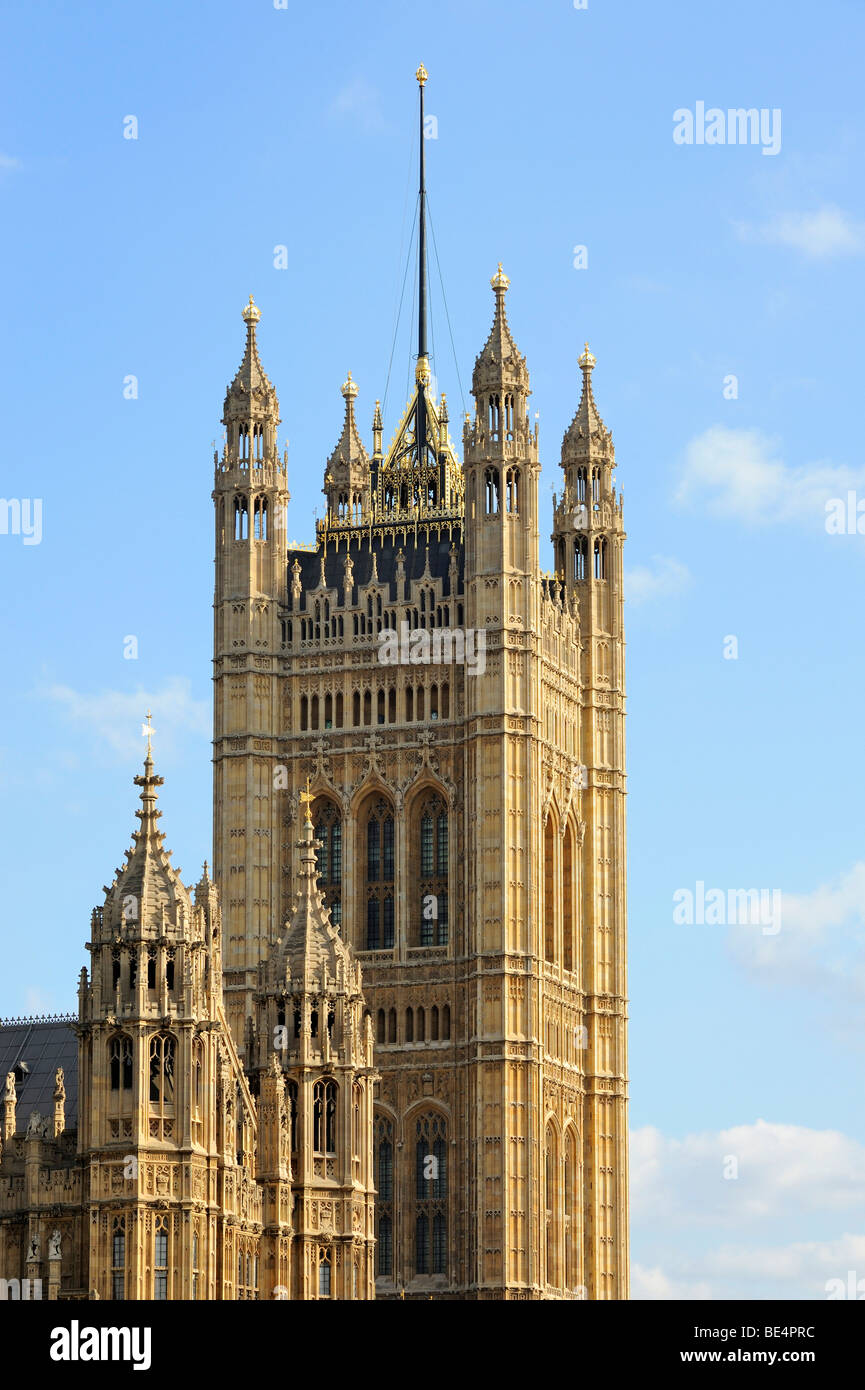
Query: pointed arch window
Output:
[[313, 798, 342, 928], [593, 537, 607, 580], [545, 1122, 559, 1288], [374, 1113, 394, 1278], [414, 1112, 448, 1276], [363, 797, 395, 951], [109, 1034, 133, 1092], [287, 1080, 298, 1152], [564, 1127, 579, 1291], [484, 467, 500, 514], [111, 1218, 126, 1300], [154, 1217, 169, 1300], [505, 467, 520, 514], [318, 1250, 331, 1298], [574, 535, 588, 582], [563, 821, 575, 973], [313, 1079, 337, 1154], [414, 792, 448, 947], [149, 1033, 175, 1110], [544, 814, 556, 963]]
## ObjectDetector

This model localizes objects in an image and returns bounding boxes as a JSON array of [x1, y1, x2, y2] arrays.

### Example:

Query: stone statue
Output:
[[49, 1229, 62, 1260], [4, 1072, 15, 1101], [27, 1236, 39, 1262]]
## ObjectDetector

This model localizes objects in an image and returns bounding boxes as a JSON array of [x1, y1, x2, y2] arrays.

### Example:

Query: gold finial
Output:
[[299, 776, 314, 828], [415, 354, 431, 387], [578, 341, 596, 371], [491, 262, 510, 292], [242, 294, 261, 326], [141, 710, 154, 760], [416, 63, 428, 87], [341, 370, 358, 400]]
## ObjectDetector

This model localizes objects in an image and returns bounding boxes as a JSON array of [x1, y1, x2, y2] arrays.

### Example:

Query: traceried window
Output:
[[313, 1079, 337, 1154], [414, 1112, 448, 1276], [313, 799, 342, 928], [154, 1217, 168, 1300], [363, 797, 395, 951], [111, 1217, 126, 1300], [415, 793, 448, 947], [109, 1034, 133, 1092], [318, 1250, 331, 1298], [149, 1033, 175, 1109], [287, 1080, 298, 1152], [374, 1113, 394, 1278]]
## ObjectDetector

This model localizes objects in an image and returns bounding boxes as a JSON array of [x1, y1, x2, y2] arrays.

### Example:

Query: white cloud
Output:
[[43, 676, 209, 761], [0, 153, 20, 174], [625, 554, 690, 605], [735, 204, 865, 259], [328, 79, 386, 134], [676, 425, 865, 525], [631, 1121, 865, 1298], [728, 860, 865, 1005]]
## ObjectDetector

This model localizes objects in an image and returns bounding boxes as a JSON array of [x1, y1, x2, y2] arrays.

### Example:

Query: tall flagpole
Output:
[[416, 63, 429, 470]]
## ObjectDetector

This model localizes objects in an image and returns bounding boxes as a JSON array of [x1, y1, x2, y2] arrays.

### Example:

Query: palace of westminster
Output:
[[0, 69, 629, 1300]]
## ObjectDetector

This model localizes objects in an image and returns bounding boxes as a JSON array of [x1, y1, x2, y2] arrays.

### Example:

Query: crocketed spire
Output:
[[269, 816, 358, 996], [222, 295, 280, 435], [561, 343, 614, 463], [103, 749, 191, 934], [471, 264, 529, 397], [325, 373, 370, 474]]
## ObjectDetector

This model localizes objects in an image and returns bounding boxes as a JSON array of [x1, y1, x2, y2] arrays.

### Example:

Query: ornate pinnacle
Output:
[[416, 62, 428, 86], [491, 262, 510, 292], [341, 370, 358, 401], [242, 294, 261, 326], [579, 341, 596, 372]]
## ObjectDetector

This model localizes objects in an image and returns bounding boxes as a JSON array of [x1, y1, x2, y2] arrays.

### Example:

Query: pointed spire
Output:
[[325, 372, 370, 475], [562, 343, 613, 463], [271, 798, 353, 992], [472, 264, 529, 396], [222, 296, 280, 447], [104, 740, 191, 934], [372, 399, 383, 459]]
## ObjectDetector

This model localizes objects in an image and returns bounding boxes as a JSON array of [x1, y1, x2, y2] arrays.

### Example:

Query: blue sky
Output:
[[2, 0, 864, 1298]]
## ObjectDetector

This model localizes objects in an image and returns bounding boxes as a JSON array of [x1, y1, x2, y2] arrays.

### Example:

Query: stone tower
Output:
[[209, 67, 629, 1299], [76, 744, 262, 1299], [212, 295, 290, 1047], [248, 798, 377, 1299]]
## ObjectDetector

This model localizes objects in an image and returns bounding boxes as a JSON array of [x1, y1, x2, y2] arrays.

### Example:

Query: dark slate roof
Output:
[[290, 531, 463, 603], [0, 1018, 78, 1131]]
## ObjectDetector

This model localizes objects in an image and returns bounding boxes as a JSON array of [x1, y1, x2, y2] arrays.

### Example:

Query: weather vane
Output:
[[299, 775, 314, 827], [142, 709, 154, 759]]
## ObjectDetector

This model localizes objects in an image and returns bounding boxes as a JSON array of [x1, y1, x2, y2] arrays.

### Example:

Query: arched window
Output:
[[563, 821, 576, 972], [376, 1009, 386, 1044], [149, 1033, 175, 1110], [564, 1126, 579, 1291], [414, 792, 448, 946], [313, 799, 342, 928], [387, 1008, 397, 1043], [111, 1217, 126, 1300], [544, 814, 556, 963], [505, 467, 520, 514], [593, 537, 607, 580], [574, 535, 588, 582], [415, 1112, 448, 1276], [109, 1034, 133, 1092], [318, 1250, 331, 1299], [431, 1005, 439, 1041], [287, 1080, 298, 1152], [362, 797, 395, 951], [154, 1217, 169, 1300], [234, 496, 249, 540], [313, 1079, 337, 1154], [405, 1007, 414, 1043], [545, 1122, 559, 1288], [374, 1113, 394, 1278], [484, 467, 500, 514]]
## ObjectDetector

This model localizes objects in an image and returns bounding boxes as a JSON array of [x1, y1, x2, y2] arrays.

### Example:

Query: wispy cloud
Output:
[[676, 425, 864, 525], [632, 1121, 865, 1298], [734, 204, 865, 259], [728, 860, 865, 1008], [43, 676, 209, 761], [328, 79, 387, 134], [625, 554, 691, 605], [0, 153, 21, 175]]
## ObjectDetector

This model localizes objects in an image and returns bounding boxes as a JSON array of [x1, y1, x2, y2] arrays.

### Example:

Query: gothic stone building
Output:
[[0, 73, 629, 1302]]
